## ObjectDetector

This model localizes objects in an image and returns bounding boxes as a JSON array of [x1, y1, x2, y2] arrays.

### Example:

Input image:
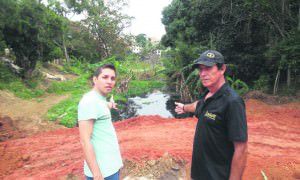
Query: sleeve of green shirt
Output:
[[78, 98, 99, 121], [226, 97, 248, 142]]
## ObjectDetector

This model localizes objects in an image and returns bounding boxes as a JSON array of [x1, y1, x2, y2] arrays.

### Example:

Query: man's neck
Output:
[[93, 87, 107, 97], [207, 78, 225, 94]]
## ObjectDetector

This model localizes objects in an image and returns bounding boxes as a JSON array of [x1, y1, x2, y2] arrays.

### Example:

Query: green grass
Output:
[[47, 93, 82, 128], [0, 81, 45, 99], [46, 75, 91, 127], [0, 63, 45, 99], [46, 74, 90, 95], [127, 80, 165, 96]]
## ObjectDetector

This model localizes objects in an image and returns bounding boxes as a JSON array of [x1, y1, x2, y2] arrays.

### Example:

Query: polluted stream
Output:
[[112, 90, 192, 121]]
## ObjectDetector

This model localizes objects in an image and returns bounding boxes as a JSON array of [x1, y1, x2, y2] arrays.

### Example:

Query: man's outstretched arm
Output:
[[175, 101, 198, 114]]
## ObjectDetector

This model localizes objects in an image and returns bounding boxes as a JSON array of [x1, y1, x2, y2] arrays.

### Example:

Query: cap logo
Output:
[[206, 53, 215, 58]]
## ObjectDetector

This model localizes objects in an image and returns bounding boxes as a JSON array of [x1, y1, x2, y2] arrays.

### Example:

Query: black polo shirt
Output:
[[191, 83, 247, 180]]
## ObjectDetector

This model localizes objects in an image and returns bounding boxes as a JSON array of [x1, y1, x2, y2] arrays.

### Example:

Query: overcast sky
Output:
[[123, 0, 172, 40]]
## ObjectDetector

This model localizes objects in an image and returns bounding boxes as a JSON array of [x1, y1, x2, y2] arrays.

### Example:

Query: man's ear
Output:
[[92, 76, 97, 84], [221, 64, 226, 74]]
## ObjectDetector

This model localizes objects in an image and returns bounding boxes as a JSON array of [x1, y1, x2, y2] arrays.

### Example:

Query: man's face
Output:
[[198, 64, 225, 88], [93, 68, 116, 96]]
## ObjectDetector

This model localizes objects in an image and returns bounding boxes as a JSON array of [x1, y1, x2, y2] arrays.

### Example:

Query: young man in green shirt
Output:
[[78, 64, 122, 180], [175, 50, 248, 180]]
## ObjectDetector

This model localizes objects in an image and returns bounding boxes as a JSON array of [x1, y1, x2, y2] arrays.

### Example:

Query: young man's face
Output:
[[93, 68, 116, 96], [198, 64, 225, 89]]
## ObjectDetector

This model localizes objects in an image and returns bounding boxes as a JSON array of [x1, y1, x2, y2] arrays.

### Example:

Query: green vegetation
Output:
[[0, 0, 166, 128], [1, 0, 299, 128], [227, 77, 249, 96], [1, 55, 164, 128], [127, 80, 164, 97], [0, 0, 132, 78], [161, 0, 299, 95], [46, 73, 90, 127], [46, 57, 164, 127], [0, 63, 45, 99], [47, 94, 81, 128]]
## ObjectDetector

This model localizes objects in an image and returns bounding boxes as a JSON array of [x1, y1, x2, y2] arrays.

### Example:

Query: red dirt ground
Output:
[[0, 99, 299, 179]]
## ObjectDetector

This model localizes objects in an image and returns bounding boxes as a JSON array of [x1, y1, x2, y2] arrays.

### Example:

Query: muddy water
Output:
[[128, 91, 173, 117], [112, 90, 193, 121]]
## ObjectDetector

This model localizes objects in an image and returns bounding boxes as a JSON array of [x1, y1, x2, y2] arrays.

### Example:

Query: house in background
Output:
[[131, 45, 142, 54]]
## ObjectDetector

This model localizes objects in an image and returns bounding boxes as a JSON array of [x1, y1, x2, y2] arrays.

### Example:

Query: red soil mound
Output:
[[0, 99, 299, 179]]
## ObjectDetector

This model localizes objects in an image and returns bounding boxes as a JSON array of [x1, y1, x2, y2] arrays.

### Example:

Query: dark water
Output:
[[112, 90, 193, 121]]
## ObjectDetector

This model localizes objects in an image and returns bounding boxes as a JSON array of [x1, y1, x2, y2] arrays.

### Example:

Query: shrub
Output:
[[253, 75, 271, 92], [227, 76, 249, 95]]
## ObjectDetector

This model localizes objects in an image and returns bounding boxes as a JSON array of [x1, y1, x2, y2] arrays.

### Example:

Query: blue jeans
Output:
[[86, 170, 120, 180]]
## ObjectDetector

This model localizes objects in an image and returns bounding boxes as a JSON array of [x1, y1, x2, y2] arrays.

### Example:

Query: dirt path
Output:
[[0, 90, 68, 137], [0, 99, 299, 179]]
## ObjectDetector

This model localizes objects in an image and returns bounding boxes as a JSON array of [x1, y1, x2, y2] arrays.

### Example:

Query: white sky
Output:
[[123, 0, 172, 40]]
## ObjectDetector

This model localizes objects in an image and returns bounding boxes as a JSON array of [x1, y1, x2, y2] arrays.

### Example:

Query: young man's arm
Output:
[[79, 120, 104, 180], [175, 101, 198, 114], [229, 142, 248, 180]]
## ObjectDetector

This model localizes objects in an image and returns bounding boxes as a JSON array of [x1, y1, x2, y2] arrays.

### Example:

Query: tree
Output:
[[135, 34, 147, 48], [162, 0, 299, 91], [47, 0, 72, 62], [64, 0, 132, 59], [1, 0, 64, 78], [0, 0, 16, 53]]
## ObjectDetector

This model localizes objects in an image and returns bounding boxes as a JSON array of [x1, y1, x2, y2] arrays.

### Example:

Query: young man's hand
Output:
[[108, 95, 118, 110]]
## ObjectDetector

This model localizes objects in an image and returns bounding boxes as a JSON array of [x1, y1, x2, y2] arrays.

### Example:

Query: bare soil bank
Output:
[[0, 99, 299, 179]]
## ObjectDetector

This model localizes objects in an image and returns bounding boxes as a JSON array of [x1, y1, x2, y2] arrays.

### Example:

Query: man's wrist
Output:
[[183, 104, 185, 112]]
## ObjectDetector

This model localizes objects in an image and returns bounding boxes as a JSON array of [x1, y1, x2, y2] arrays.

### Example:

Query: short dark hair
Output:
[[216, 63, 230, 76], [93, 64, 116, 78], [216, 63, 224, 70]]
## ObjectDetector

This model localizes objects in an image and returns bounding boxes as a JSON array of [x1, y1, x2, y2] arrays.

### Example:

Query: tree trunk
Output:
[[298, 6, 300, 31], [62, 35, 70, 62], [273, 68, 280, 95], [287, 65, 291, 88], [230, 0, 233, 14]]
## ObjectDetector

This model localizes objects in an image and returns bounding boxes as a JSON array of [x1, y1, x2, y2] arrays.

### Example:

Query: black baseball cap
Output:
[[193, 50, 225, 68]]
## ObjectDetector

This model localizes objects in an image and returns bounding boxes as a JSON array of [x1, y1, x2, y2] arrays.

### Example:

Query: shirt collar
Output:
[[210, 83, 229, 99], [200, 83, 229, 100], [92, 89, 107, 101]]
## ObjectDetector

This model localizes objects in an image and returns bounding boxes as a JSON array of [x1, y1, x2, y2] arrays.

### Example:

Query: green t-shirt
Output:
[[78, 90, 123, 177]]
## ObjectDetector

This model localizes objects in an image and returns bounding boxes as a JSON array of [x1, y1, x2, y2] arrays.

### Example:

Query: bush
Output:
[[127, 80, 164, 96], [253, 75, 271, 92], [227, 76, 249, 95], [47, 94, 81, 128], [0, 63, 45, 98]]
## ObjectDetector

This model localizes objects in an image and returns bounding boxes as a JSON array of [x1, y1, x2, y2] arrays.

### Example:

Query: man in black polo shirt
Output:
[[175, 50, 248, 180]]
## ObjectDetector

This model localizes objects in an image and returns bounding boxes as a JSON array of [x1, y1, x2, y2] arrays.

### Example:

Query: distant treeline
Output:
[[161, 0, 299, 95]]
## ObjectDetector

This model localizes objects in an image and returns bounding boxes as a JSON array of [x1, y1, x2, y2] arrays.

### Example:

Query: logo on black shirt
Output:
[[204, 111, 216, 120]]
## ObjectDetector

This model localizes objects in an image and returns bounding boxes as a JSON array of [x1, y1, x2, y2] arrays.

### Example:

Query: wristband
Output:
[[183, 105, 185, 112]]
